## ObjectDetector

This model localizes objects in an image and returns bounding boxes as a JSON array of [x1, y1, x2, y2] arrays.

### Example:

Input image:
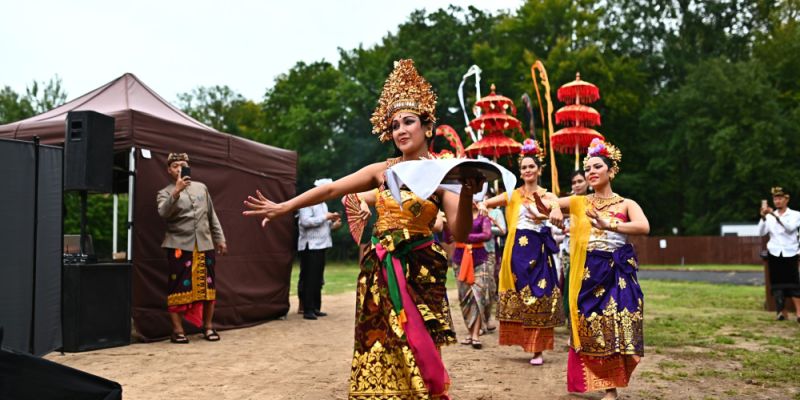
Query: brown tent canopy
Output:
[[0, 73, 297, 339]]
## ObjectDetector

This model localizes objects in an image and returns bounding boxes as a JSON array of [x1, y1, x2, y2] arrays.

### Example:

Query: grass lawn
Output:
[[297, 261, 799, 398], [639, 279, 800, 398], [639, 264, 762, 272], [289, 261, 360, 296]]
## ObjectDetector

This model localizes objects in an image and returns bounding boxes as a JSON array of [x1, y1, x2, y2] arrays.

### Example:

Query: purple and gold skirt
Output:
[[497, 227, 564, 353], [567, 243, 644, 392]]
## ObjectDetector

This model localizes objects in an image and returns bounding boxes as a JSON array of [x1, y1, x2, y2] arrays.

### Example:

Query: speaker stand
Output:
[[79, 190, 87, 255]]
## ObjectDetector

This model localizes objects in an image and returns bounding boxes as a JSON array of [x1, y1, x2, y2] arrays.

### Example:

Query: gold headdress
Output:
[[583, 138, 621, 175], [370, 59, 437, 142], [771, 186, 789, 197], [167, 152, 189, 166]]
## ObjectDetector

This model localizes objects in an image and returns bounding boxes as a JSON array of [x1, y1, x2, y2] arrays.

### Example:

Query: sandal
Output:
[[170, 332, 189, 344], [471, 338, 482, 349], [202, 328, 221, 342], [460, 337, 473, 345]]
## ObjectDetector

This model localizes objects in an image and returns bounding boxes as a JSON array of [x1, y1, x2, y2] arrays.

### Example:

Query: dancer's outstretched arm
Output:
[[439, 178, 482, 242], [243, 162, 384, 226]]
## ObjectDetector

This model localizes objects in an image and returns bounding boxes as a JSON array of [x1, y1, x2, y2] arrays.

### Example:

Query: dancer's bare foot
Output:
[[529, 352, 543, 366], [603, 388, 619, 399]]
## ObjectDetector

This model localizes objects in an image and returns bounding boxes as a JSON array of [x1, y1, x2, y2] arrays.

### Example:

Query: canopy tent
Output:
[[0, 73, 297, 340]]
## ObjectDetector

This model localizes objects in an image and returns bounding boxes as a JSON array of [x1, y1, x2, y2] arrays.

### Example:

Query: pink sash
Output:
[[375, 241, 451, 399]]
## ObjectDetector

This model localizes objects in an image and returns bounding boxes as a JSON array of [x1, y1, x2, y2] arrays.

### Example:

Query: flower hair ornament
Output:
[[519, 138, 546, 167], [370, 59, 437, 142], [583, 138, 621, 175]]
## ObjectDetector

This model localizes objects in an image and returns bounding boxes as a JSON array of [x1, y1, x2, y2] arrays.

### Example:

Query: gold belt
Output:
[[376, 228, 411, 252]]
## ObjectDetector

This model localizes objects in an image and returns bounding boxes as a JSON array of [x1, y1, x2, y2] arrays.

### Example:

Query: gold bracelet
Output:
[[549, 200, 558, 210], [610, 220, 619, 231]]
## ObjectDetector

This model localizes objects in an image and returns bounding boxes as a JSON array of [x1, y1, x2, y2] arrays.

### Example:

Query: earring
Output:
[[425, 130, 433, 138]]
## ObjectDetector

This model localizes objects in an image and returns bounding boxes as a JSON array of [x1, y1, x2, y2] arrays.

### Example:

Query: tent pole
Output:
[[127, 148, 135, 262], [112, 194, 118, 254]]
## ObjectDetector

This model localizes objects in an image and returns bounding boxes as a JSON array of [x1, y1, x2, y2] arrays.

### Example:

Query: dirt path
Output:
[[43, 290, 772, 399]]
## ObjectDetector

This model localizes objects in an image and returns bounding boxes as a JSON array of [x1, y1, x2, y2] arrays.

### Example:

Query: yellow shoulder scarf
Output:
[[567, 195, 591, 349], [498, 189, 522, 293]]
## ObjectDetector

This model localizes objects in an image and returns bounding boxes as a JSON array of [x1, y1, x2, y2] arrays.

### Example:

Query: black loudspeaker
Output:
[[62, 263, 131, 352], [64, 111, 115, 192]]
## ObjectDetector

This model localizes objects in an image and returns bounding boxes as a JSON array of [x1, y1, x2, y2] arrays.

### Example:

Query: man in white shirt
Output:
[[297, 178, 342, 320], [758, 186, 800, 322]]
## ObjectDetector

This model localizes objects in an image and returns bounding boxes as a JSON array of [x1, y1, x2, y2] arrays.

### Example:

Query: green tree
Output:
[[177, 85, 265, 141], [640, 57, 799, 234], [0, 86, 35, 124], [25, 75, 68, 113]]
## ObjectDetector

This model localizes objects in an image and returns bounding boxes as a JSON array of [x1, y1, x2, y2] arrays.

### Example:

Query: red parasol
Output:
[[554, 72, 604, 168], [465, 83, 523, 159], [465, 131, 523, 158], [475, 84, 518, 115], [469, 113, 522, 133], [556, 72, 600, 104], [550, 127, 605, 154], [554, 104, 601, 126]]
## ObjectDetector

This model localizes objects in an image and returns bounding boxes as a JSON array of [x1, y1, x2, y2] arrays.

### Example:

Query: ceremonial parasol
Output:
[[464, 84, 523, 159], [552, 72, 605, 169]]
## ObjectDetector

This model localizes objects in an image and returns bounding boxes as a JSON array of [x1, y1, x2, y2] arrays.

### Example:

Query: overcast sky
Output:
[[2, 0, 522, 104]]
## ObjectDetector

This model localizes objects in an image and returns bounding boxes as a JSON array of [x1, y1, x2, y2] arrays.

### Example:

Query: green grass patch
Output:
[[642, 280, 800, 388], [639, 264, 762, 272], [289, 261, 360, 296]]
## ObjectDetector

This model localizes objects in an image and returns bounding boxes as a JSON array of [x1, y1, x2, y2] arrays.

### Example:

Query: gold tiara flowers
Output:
[[370, 59, 437, 142]]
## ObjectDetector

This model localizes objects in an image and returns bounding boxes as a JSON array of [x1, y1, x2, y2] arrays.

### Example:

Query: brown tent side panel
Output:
[[133, 150, 296, 339]]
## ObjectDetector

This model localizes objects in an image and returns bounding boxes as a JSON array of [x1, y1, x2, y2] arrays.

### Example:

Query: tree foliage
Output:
[[6, 0, 800, 258]]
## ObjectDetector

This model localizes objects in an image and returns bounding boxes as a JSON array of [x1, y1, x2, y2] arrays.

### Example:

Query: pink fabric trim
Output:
[[567, 348, 587, 393], [375, 242, 450, 399]]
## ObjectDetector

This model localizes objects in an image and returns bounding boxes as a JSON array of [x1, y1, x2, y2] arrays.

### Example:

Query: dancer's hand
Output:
[[358, 200, 372, 221], [549, 206, 564, 229], [459, 176, 484, 197], [216, 242, 228, 256], [586, 208, 611, 230], [242, 190, 287, 227], [477, 201, 489, 216], [524, 204, 548, 221]]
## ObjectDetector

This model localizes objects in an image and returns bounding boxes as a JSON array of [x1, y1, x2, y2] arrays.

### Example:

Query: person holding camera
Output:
[[157, 153, 227, 343], [759, 186, 800, 322], [296, 178, 342, 320]]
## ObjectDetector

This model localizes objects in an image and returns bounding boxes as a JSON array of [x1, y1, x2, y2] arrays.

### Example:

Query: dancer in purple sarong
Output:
[[549, 138, 649, 400]]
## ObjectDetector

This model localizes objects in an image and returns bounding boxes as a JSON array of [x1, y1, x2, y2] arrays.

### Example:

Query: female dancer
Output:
[[244, 59, 478, 399], [478, 148, 564, 366], [446, 202, 493, 349], [549, 139, 649, 400]]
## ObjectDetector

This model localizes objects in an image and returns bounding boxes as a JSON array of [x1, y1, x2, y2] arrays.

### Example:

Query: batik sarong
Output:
[[349, 233, 455, 399], [497, 228, 564, 352], [166, 246, 216, 327], [567, 243, 643, 392]]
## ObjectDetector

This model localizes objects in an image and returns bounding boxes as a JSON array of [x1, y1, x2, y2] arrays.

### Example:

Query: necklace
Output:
[[519, 186, 545, 204], [589, 193, 623, 211]]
